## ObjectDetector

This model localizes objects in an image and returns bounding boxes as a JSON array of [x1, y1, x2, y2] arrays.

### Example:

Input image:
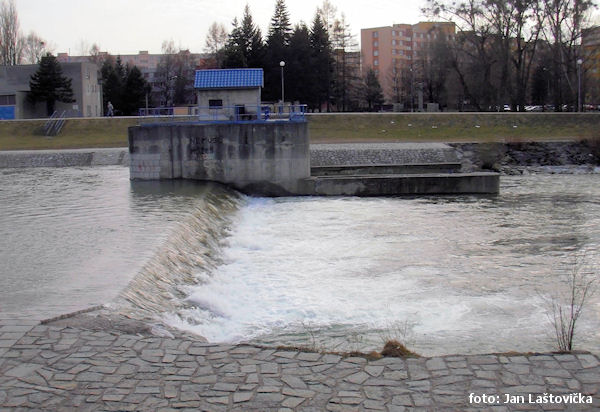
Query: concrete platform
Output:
[[304, 172, 500, 196], [311, 163, 462, 176]]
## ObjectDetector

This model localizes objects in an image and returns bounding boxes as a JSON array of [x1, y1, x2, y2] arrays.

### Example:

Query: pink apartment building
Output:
[[361, 22, 456, 105]]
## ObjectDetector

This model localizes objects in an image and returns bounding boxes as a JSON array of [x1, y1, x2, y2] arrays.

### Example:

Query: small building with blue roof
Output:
[[194, 68, 263, 121]]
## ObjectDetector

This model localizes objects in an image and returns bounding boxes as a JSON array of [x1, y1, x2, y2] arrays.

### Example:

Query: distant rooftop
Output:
[[194, 69, 264, 89]]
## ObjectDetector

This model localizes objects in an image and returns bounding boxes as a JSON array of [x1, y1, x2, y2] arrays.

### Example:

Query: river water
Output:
[[1, 166, 599, 356]]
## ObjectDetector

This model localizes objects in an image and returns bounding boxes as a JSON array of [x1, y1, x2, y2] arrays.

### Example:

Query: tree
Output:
[[28, 53, 74, 116], [122, 65, 147, 115], [363, 68, 384, 111], [0, 0, 22, 65], [21, 31, 47, 64], [101, 56, 123, 113], [331, 13, 360, 111], [204, 22, 228, 68], [541, 0, 595, 111], [287, 24, 313, 104], [155, 40, 178, 106], [101, 56, 149, 115], [222, 5, 264, 69], [310, 12, 332, 111], [264, 0, 293, 101]]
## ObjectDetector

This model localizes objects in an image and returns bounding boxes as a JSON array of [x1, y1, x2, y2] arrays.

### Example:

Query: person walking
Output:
[[107, 101, 114, 117]]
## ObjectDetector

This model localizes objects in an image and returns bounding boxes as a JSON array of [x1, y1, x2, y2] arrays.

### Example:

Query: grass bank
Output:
[[308, 112, 600, 143], [0, 112, 598, 150]]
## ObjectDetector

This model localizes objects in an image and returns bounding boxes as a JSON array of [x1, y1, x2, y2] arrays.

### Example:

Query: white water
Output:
[[165, 174, 600, 356]]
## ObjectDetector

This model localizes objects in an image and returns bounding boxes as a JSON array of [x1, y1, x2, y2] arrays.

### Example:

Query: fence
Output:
[[138, 104, 307, 123]]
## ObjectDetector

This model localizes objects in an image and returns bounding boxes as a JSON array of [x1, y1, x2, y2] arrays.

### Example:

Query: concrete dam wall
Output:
[[128, 122, 499, 196], [129, 122, 310, 196]]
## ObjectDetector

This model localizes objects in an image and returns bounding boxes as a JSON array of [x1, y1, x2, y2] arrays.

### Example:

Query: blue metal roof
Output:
[[194, 69, 264, 89]]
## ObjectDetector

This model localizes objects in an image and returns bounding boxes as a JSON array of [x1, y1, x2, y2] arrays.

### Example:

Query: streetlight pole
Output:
[[577, 59, 583, 112], [279, 61, 285, 107]]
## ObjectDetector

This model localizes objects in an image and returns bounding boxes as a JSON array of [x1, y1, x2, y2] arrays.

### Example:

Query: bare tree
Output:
[[204, 22, 228, 67], [88, 43, 106, 65], [317, 0, 337, 34], [545, 252, 597, 352], [0, 0, 22, 65], [21, 31, 47, 64], [541, 0, 595, 110]]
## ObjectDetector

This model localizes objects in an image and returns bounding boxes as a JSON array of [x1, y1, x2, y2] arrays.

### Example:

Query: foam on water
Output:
[[155, 176, 600, 355]]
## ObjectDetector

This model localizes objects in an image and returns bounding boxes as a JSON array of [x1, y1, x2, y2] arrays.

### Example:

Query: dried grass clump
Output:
[[381, 339, 420, 358]]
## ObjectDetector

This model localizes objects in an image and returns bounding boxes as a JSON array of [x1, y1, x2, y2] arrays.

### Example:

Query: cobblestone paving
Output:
[[310, 143, 459, 167], [1, 319, 599, 411]]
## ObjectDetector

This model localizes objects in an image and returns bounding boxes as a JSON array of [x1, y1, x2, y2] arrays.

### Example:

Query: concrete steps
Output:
[[307, 144, 499, 196], [303, 172, 499, 196], [311, 162, 462, 176]]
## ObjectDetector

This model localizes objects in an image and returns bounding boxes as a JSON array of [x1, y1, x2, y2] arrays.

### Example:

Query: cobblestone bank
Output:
[[310, 143, 459, 167], [1, 318, 598, 411], [0, 148, 129, 168]]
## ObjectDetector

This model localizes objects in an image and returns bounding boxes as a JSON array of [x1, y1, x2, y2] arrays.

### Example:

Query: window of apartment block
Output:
[[373, 41, 378, 47], [374, 59, 379, 66], [373, 50, 379, 56], [392, 49, 396, 55], [392, 30, 396, 36], [373, 31, 378, 38]]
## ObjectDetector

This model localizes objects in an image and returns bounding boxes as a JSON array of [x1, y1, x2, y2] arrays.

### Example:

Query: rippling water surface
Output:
[[2, 166, 599, 356], [0, 166, 213, 318]]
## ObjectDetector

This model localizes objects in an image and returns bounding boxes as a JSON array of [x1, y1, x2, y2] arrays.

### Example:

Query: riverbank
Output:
[[2, 140, 599, 174], [1, 314, 598, 410], [0, 113, 598, 151]]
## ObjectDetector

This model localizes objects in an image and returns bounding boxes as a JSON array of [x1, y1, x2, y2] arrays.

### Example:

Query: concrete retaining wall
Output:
[[0, 148, 129, 168], [128, 122, 310, 196]]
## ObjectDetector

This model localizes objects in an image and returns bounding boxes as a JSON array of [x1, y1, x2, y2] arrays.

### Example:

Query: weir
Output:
[[128, 121, 499, 196]]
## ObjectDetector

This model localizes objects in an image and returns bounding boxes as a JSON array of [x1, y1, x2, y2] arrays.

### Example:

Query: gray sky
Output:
[[16, 0, 426, 55]]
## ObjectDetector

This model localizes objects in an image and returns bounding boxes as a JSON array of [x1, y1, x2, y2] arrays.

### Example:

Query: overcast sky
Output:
[[16, 0, 426, 56]]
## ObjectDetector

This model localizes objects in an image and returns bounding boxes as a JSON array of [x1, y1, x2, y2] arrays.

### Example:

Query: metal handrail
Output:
[[43, 110, 67, 136], [138, 104, 307, 123]]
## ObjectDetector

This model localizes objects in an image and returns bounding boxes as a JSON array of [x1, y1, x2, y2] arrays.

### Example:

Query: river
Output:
[[1, 165, 598, 356]]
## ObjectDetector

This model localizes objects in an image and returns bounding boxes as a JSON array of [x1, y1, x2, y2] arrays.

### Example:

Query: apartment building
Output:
[[582, 26, 600, 105], [361, 22, 456, 105], [58, 50, 209, 106]]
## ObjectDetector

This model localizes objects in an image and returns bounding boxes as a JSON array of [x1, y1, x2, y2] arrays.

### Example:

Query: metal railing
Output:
[[138, 104, 307, 123], [43, 111, 66, 136]]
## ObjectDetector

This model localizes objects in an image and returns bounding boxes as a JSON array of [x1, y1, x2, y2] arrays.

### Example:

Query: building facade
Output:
[[58, 50, 209, 107], [0, 61, 102, 119], [194, 69, 263, 121], [361, 22, 456, 106], [582, 26, 600, 105]]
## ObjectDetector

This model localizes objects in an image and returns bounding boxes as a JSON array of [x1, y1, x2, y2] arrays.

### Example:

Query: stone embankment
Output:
[[1, 316, 599, 411], [451, 141, 600, 174], [1, 141, 598, 174], [0, 148, 129, 168]]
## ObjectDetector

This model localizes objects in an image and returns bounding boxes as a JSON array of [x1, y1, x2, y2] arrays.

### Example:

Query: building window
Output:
[[392, 39, 396, 46], [373, 31, 378, 38], [374, 59, 379, 66], [392, 49, 396, 55], [209, 99, 223, 108], [0, 95, 15, 105], [373, 41, 378, 47], [373, 50, 378, 56]]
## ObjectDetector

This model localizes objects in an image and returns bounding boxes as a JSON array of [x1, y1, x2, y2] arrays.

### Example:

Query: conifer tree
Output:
[[310, 13, 332, 111], [28, 53, 74, 116], [264, 0, 292, 101]]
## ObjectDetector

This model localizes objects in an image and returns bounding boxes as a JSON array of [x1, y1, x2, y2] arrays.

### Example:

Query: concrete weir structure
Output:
[[128, 122, 500, 196]]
